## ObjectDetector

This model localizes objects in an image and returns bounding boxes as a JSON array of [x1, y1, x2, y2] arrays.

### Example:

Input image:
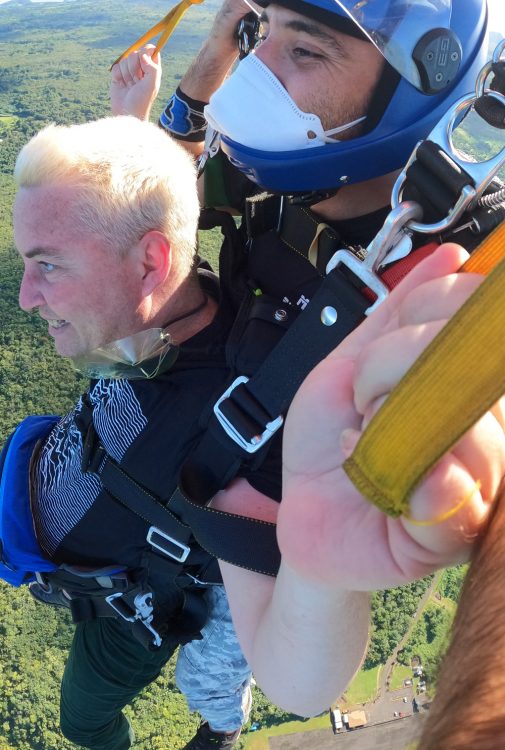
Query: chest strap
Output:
[[169, 239, 447, 575]]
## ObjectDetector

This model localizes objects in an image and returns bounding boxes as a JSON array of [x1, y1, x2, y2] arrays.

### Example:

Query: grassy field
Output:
[[243, 714, 330, 750], [343, 666, 382, 706], [390, 664, 413, 692]]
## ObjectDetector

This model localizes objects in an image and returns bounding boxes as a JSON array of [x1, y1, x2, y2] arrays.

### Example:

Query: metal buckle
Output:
[[213, 376, 284, 453], [196, 128, 221, 177], [35, 571, 52, 593], [106, 591, 136, 622], [147, 526, 191, 563], [326, 203, 423, 316], [392, 92, 505, 234], [106, 591, 162, 648], [185, 573, 215, 587]]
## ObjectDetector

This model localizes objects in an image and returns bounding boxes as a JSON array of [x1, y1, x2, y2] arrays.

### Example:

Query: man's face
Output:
[[256, 5, 384, 134], [14, 183, 145, 358]]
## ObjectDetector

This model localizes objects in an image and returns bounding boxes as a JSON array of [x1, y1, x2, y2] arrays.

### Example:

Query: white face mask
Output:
[[204, 53, 366, 152]]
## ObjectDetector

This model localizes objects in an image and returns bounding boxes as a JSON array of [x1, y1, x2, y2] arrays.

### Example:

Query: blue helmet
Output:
[[215, 0, 489, 194]]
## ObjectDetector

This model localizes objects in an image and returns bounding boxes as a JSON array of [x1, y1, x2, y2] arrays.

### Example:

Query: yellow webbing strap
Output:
[[111, 0, 204, 69], [344, 221, 505, 517]]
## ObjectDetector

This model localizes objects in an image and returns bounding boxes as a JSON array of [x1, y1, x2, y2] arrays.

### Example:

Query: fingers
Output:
[[397, 271, 483, 327], [139, 46, 160, 74], [284, 357, 361, 477], [451, 410, 505, 501], [353, 320, 447, 414], [385, 243, 470, 307], [112, 45, 159, 86], [352, 271, 483, 415], [331, 244, 471, 361], [399, 455, 488, 565], [211, 0, 258, 42]]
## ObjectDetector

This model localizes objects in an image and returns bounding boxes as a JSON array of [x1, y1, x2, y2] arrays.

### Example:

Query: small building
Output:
[[347, 710, 367, 729]]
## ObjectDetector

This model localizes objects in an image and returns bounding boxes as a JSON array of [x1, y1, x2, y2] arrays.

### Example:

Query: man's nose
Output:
[[18, 269, 44, 311], [254, 38, 287, 89]]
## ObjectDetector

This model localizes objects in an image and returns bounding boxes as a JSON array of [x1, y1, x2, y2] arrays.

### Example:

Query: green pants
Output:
[[60, 618, 179, 750]]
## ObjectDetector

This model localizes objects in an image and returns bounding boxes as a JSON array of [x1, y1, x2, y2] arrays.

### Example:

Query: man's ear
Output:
[[137, 230, 172, 296]]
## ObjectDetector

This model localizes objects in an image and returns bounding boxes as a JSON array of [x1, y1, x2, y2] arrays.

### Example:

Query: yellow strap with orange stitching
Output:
[[111, 0, 204, 69], [344, 220, 505, 518]]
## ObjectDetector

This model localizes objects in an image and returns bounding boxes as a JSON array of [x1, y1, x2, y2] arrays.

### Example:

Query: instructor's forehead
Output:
[[261, 6, 347, 52]]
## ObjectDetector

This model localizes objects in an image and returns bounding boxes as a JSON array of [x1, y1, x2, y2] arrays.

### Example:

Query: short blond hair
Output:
[[14, 116, 199, 277]]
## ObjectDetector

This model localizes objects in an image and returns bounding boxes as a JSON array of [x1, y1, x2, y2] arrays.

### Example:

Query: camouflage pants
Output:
[[176, 584, 252, 732], [59, 585, 251, 749]]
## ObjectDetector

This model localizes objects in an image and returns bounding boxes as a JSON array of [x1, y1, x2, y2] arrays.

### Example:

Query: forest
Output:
[[0, 1, 502, 748]]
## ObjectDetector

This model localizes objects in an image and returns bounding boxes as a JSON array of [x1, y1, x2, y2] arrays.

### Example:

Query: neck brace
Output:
[[204, 53, 366, 152]]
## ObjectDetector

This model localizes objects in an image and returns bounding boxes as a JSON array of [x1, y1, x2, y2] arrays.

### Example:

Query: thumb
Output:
[[340, 428, 361, 459], [140, 46, 161, 74]]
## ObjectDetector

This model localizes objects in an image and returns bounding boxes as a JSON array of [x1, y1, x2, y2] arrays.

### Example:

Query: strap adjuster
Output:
[[213, 376, 284, 454], [106, 591, 162, 648], [147, 526, 191, 563], [105, 591, 136, 622]]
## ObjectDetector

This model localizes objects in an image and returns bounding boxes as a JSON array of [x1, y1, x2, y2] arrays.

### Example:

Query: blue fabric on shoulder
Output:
[[0, 415, 59, 586]]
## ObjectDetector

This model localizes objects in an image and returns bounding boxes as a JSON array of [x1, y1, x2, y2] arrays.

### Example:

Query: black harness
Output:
[[38, 59, 505, 638]]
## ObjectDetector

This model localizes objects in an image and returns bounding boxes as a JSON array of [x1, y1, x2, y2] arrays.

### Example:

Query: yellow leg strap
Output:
[[111, 0, 205, 69], [344, 221, 505, 517]]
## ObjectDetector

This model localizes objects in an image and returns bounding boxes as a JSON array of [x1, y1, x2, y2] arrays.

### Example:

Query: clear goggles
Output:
[[334, 0, 454, 91]]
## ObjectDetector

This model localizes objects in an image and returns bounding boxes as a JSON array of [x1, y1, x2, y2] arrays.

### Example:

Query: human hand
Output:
[[110, 45, 161, 120], [279, 244, 505, 590], [208, 0, 260, 54]]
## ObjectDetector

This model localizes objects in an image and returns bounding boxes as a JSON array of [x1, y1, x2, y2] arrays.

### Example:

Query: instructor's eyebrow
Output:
[[24, 247, 65, 260], [259, 10, 348, 57], [286, 18, 346, 53]]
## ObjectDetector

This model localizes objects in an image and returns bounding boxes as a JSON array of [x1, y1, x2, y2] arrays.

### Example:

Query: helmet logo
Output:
[[413, 29, 462, 95]]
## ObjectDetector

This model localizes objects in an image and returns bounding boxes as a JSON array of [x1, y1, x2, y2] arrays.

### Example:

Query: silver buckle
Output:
[[213, 376, 284, 454], [326, 203, 423, 316], [147, 527, 191, 563], [196, 127, 221, 177], [105, 591, 162, 648], [392, 101, 505, 234], [105, 591, 136, 622]]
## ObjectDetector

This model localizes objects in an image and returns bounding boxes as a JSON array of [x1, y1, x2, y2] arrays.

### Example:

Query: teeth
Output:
[[48, 319, 67, 329]]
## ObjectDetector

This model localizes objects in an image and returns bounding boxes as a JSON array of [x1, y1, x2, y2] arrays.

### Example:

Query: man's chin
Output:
[[51, 334, 82, 359]]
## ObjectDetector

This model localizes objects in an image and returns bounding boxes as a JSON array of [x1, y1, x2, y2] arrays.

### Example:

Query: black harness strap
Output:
[[74, 256, 370, 578], [84, 439, 194, 563], [403, 139, 476, 224], [76, 184, 505, 579], [168, 267, 371, 575]]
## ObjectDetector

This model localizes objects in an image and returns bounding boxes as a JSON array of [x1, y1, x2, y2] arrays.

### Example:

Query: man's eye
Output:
[[39, 261, 56, 273], [293, 47, 321, 59]]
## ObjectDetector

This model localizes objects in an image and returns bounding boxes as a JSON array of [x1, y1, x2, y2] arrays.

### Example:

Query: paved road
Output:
[[366, 574, 440, 724], [269, 713, 427, 750]]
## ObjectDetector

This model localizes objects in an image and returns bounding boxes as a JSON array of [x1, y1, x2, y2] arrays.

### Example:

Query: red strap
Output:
[[363, 241, 439, 301]]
